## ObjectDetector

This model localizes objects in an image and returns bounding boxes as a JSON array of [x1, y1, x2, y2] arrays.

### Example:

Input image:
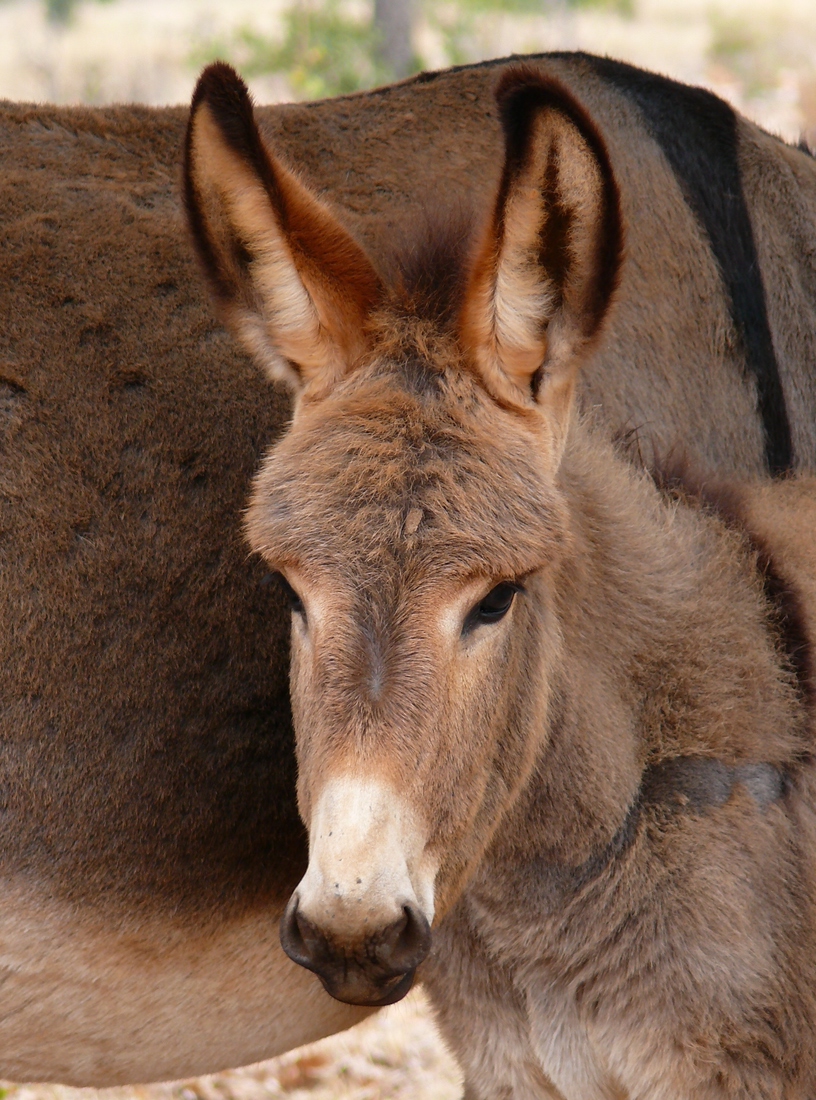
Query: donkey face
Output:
[[185, 64, 621, 1005], [246, 358, 570, 1003]]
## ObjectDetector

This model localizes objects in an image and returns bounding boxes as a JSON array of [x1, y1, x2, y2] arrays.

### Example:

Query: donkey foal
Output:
[[186, 62, 816, 1099]]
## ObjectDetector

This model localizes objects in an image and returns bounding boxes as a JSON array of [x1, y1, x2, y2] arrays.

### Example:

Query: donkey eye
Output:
[[277, 574, 305, 617], [464, 582, 522, 633]]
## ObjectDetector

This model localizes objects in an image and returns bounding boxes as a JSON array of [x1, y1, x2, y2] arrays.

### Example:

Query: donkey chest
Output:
[[524, 975, 630, 1100], [428, 910, 631, 1100], [436, 963, 629, 1100]]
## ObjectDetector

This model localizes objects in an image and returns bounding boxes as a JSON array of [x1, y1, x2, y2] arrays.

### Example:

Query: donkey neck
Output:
[[492, 426, 806, 874]]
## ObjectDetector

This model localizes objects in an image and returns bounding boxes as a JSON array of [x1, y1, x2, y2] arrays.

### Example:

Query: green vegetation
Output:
[[192, 0, 634, 101], [193, 1, 394, 99], [44, 0, 113, 26], [707, 8, 798, 99], [45, 0, 74, 22]]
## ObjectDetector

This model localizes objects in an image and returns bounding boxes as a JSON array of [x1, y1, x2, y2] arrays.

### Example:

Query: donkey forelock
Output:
[[246, 350, 570, 585]]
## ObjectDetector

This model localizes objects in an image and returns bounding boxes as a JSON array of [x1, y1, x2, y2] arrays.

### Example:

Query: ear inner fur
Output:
[[184, 62, 383, 394], [460, 67, 623, 426]]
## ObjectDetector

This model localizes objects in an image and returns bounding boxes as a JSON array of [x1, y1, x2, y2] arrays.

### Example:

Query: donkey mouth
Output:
[[316, 966, 418, 1007]]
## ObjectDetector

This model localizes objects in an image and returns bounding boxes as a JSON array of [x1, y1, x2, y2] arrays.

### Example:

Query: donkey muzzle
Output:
[[279, 895, 431, 1006]]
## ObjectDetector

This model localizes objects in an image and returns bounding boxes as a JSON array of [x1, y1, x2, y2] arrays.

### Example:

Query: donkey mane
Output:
[[651, 453, 816, 710], [381, 209, 477, 328]]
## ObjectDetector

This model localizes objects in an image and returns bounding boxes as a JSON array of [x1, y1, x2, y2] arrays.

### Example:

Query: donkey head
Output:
[[185, 63, 622, 1006]]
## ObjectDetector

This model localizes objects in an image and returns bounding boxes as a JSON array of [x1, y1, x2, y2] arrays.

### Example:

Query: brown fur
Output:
[[3, 50, 816, 1083], [185, 63, 383, 392], [189, 64, 816, 1095], [651, 456, 815, 709]]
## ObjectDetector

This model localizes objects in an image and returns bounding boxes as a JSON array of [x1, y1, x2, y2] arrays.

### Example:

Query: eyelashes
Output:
[[276, 575, 524, 635], [276, 573, 305, 617], [463, 582, 523, 634]]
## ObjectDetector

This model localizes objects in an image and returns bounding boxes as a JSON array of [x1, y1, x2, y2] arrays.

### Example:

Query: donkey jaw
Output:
[[279, 777, 436, 1005]]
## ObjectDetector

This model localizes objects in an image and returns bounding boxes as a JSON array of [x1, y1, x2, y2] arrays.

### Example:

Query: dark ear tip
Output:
[[493, 66, 583, 169], [183, 60, 262, 284], [190, 61, 253, 117], [493, 63, 616, 192], [494, 63, 552, 110], [494, 65, 589, 137], [186, 61, 261, 170]]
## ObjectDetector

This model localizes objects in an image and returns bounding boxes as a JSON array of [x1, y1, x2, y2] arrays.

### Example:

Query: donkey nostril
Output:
[[280, 896, 327, 972], [376, 903, 432, 973], [399, 903, 432, 964], [279, 897, 303, 962], [280, 895, 431, 1006]]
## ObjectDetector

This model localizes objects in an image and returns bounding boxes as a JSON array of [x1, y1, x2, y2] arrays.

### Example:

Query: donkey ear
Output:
[[461, 67, 623, 453], [184, 63, 383, 395]]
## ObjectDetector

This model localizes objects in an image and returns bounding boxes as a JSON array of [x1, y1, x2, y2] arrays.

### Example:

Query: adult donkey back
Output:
[[1, 51, 815, 1084]]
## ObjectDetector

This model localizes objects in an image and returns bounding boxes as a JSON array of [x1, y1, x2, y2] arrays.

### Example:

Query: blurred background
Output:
[[1, 1, 814, 1097], [0, 0, 814, 144]]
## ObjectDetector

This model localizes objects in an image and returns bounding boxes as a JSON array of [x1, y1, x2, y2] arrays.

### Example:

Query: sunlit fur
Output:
[[250, 315, 816, 1095], [187, 62, 816, 1097], [185, 65, 381, 395]]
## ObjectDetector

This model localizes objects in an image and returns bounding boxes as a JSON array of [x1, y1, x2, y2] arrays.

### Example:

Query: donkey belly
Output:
[[0, 880, 368, 1085]]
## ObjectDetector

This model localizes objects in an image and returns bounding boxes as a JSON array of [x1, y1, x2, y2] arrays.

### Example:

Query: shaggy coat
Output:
[[185, 62, 816, 1098], [1, 51, 816, 1084]]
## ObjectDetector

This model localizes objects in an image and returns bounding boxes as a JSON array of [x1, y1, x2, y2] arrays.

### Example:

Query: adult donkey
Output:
[[1, 51, 816, 1085], [187, 63, 816, 1096]]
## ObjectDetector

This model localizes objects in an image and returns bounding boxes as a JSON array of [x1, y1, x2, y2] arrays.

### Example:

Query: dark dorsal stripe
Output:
[[575, 756, 787, 886], [567, 53, 793, 476]]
